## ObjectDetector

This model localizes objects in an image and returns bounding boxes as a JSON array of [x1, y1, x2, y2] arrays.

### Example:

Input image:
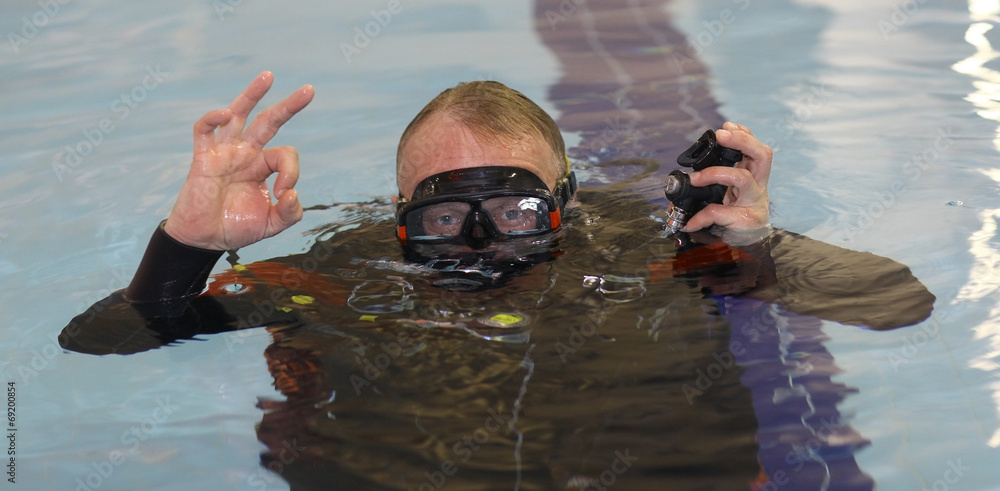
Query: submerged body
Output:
[[62, 182, 932, 489]]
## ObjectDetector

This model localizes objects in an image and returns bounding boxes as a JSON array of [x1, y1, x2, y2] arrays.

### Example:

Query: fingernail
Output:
[[716, 129, 731, 139]]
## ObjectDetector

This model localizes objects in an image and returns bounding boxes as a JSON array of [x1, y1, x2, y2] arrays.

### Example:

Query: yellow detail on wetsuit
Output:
[[291, 295, 315, 305], [490, 313, 525, 326]]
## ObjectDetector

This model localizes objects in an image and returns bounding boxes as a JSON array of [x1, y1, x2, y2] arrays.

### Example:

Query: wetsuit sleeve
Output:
[[123, 220, 225, 318], [59, 222, 267, 355], [740, 230, 936, 330]]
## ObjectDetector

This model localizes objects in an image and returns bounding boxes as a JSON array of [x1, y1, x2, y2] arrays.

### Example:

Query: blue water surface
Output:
[[2, 0, 1000, 490]]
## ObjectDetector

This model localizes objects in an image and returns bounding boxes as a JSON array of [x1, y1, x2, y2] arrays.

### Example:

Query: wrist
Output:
[[162, 217, 224, 251]]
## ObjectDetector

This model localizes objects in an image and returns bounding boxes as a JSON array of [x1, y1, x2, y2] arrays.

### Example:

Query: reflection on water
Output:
[[953, 0, 1000, 448]]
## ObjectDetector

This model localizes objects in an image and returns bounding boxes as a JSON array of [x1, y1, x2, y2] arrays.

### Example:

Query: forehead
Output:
[[397, 113, 557, 198]]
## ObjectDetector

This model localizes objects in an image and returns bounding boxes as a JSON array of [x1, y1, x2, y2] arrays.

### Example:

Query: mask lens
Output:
[[406, 201, 472, 239], [481, 196, 550, 234], [401, 195, 554, 242]]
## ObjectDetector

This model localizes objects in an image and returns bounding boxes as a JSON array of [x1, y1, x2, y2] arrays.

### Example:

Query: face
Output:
[[396, 112, 561, 200]]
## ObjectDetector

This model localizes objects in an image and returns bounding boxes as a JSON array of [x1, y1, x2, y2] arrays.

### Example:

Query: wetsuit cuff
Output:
[[123, 220, 224, 316]]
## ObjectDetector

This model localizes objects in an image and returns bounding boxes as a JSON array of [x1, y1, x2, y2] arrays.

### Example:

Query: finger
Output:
[[716, 128, 770, 165], [218, 71, 275, 142], [243, 84, 315, 149], [722, 121, 753, 136], [263, 146, 300, 198], [716, 127, 772, 185], [193, 109, 233, 154], [689, 167, 761, 201], [682, 203, 754, 232], [268, 188, 303, 236]]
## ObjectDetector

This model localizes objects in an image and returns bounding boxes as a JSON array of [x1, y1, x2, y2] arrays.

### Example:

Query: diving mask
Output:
[[396, 166, 576, 250]]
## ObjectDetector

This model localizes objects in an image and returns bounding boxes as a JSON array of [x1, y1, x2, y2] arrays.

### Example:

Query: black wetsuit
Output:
[[61, 186, 933, 490]]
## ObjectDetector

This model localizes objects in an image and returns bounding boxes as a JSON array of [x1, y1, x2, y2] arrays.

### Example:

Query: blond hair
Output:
[[396, 81, 566, 180]]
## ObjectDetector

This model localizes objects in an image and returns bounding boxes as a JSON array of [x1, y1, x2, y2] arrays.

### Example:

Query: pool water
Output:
[[2, 0, 1000, 489]]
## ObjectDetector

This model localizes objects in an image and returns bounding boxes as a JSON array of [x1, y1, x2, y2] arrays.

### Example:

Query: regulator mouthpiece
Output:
[[677, 129, 744, 171]]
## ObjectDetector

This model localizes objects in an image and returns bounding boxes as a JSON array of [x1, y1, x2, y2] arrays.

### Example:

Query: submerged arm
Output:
[[59, 223, 301, 355], [60, 73, 315, 354], [738, 230, 935, 330]]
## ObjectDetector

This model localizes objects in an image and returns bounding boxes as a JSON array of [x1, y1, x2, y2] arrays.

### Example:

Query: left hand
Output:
[[682, 121, 771, 233], [164, 72, 315, 250]]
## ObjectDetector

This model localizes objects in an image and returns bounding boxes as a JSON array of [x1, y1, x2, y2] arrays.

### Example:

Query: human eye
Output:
[[435, 214, 459, 226], [486, 197, 541, 232], [502, 208, 524, 221], [420, 203, 468, 236]]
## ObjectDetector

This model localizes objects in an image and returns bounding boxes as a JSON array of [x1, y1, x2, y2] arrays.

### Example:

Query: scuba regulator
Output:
[[663, 129, 744, 235]]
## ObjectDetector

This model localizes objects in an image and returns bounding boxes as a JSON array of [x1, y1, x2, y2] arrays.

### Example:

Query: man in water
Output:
[[116, 71, 770, 312], [63, 72, 932, 490]]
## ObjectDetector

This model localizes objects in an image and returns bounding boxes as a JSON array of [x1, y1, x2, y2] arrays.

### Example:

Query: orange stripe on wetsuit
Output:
[[647, 241, 754, 283], [204, 262, 349, 306]]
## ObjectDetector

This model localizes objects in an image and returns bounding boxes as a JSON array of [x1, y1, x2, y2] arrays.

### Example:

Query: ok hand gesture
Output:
[[164, 72, 315, 251]]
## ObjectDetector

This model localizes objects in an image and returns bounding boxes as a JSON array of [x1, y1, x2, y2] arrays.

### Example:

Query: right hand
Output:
[[164, 71, 315, 251]]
